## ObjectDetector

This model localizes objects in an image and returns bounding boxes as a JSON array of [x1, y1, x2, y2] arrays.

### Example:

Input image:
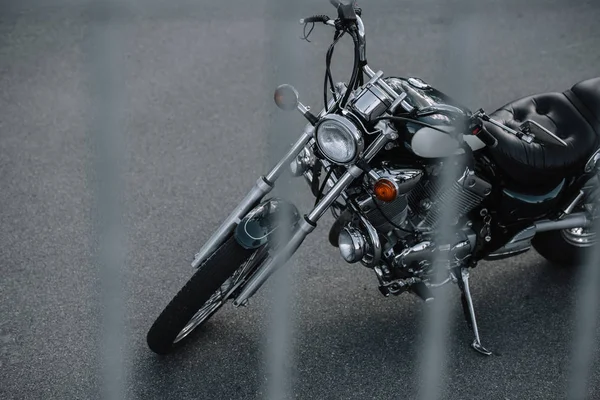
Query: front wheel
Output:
[[147, 236, 260, 355], [532, 226, 597, 267]]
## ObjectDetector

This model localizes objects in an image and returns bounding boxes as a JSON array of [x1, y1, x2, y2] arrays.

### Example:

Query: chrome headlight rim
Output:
[[315, 114, 364, 165]]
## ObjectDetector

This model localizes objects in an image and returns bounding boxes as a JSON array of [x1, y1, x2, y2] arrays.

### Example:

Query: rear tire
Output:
[[532, 228, 596, 267], [147, 236, 254, 355]]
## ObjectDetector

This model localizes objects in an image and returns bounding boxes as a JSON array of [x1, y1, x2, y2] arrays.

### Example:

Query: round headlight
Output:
[[316, 114, 364, 164]]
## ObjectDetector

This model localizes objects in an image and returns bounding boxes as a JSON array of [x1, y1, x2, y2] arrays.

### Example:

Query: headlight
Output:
[[315, 114, 364, 164]]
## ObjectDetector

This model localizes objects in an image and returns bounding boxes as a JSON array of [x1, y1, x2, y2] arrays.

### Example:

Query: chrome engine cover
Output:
[[359, 165, 423, 233]]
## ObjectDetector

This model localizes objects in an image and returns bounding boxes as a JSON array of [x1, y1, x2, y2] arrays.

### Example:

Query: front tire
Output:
[[147, 236, 254, 355], [532, 227, 596, 267]]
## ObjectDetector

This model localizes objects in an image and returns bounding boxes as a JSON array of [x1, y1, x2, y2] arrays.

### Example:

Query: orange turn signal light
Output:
[[373, 178, 398, 202]]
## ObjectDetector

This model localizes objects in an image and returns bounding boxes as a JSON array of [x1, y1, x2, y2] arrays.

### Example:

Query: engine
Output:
[[337, 162, 492, 295], [406, 166, 492, 230], [359, 163, 492, 234]]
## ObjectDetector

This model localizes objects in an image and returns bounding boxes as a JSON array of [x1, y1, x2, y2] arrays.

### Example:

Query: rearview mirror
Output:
[[274, 84, 299, 111]]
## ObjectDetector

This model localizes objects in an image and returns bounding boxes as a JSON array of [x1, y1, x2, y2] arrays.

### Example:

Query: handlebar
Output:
[[299, 15, 331, 24]]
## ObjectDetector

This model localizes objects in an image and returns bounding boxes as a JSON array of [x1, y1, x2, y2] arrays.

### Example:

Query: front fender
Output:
[[234, 197, 300, 249]]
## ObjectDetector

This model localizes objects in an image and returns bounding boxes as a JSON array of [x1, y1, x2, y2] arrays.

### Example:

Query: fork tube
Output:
[[191, 126, 314, 268], [233, 133, 392, 305], [232, 165, 362, 306]]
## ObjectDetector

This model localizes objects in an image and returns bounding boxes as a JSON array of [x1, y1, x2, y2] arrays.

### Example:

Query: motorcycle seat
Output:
[[484, 77, 600, 192]]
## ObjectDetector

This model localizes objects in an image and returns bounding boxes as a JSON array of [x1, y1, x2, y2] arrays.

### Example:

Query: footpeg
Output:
[[456, 268, 492, 356]]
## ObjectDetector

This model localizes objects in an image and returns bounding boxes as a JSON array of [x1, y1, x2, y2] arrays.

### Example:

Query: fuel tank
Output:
[[385, 77, 486, 157]]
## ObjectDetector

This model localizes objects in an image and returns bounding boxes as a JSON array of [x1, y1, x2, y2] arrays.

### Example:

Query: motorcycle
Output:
[[147, 0, 600, 355]]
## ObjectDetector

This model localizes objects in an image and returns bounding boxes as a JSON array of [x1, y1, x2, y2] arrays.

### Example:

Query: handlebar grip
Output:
[[300, 15, 330, 24], [474, 127, 498, 148]]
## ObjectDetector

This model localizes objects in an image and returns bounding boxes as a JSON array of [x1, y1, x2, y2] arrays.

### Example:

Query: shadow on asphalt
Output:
[[129, 257, 584, 399]]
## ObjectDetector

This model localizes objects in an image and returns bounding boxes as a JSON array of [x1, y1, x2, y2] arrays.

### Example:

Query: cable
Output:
[[301, 22, 316, 42], [339, 28, 360, 109], [314, 166, 335, 206], [374, 116, 455, 135], [324, 30, 345, 111]]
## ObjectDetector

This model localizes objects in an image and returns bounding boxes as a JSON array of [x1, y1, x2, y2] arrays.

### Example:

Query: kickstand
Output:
[[455, 268, 493, 356]]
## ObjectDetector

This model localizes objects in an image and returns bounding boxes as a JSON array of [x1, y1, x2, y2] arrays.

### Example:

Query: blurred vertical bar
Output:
[[88, 1, 126, 399], [418, 1, 479, 399], [567, 210, 600, 399], [264, 1, 302, 399]]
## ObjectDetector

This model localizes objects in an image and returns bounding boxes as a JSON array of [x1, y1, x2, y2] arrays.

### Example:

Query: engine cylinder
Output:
[[407, 168, 491, 229]]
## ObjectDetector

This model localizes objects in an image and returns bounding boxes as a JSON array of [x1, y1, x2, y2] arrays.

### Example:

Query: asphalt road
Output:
[[2, 0, 600, 399]]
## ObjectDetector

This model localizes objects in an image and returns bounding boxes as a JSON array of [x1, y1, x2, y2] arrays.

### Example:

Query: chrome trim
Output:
[[338, 226, 366, 263], [191, 181, 270, 268], [266, 126, 315, 183], [232, 216, 316, 307], [425, 276, 453, 288], [356, 15, 366, 62], [486, 116, 534, 143], [233, 131, 393, 304], [365, 70, 384, 85], [585, 148, 600, 173], [289, 147, 313, 177], [459, 269, 492, 356], [521, 119, 567, 147], [563, 190, 585, 215], [351, 84, 391, 121], [485, 225, 536, 260], [394, 241, 435, 268], [358, 215, 382, 267], [307, 165, 364, 222], [363, 65, 376, 79], [561, 227, 596, 248], [315, 114, 365, 164], [296, 101, 311, 115], [361, 65, 403, 104], [373, 166, 423, 194], [407, 77, 430, 89], [192, 126, 314, 268], [367, 169, 382, 181], [389, 92, 408, 113]]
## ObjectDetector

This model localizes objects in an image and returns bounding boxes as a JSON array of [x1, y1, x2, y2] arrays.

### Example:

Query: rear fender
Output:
[[234, 198, 300, 249]]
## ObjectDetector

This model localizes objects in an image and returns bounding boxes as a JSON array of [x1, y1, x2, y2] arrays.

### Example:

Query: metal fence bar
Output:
[[418, 1, 479, 398], [88, 2, 126, 399], [265, 1, 303, 399], [567, 204, 600, 399]]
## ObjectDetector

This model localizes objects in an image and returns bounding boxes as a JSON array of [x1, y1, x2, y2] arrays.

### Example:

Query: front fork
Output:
[[231, 128, 395, 305], [191, 125, 315, 269], [192, 122, 395, 309]]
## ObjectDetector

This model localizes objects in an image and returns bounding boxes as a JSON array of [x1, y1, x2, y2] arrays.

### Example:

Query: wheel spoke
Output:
[[173, 246, 268, 343], [174, 291, 224, 343]]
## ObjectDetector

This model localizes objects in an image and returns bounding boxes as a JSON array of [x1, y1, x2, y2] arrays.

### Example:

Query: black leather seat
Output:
[[484, 77, 600, 192]]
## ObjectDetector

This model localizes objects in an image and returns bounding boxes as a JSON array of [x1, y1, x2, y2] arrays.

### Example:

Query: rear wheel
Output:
[[532, 226, 596, 267], [147, 236, 263, 355]]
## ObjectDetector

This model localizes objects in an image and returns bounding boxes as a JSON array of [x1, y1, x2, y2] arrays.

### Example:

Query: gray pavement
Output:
[[1, 0, 600, 399]]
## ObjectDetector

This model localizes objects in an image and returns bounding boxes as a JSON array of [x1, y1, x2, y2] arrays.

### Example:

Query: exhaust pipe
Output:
[[535, 212, 592, 233]]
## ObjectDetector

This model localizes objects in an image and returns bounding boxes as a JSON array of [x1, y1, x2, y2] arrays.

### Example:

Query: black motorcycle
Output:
[[147, 0, 600, 355]]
